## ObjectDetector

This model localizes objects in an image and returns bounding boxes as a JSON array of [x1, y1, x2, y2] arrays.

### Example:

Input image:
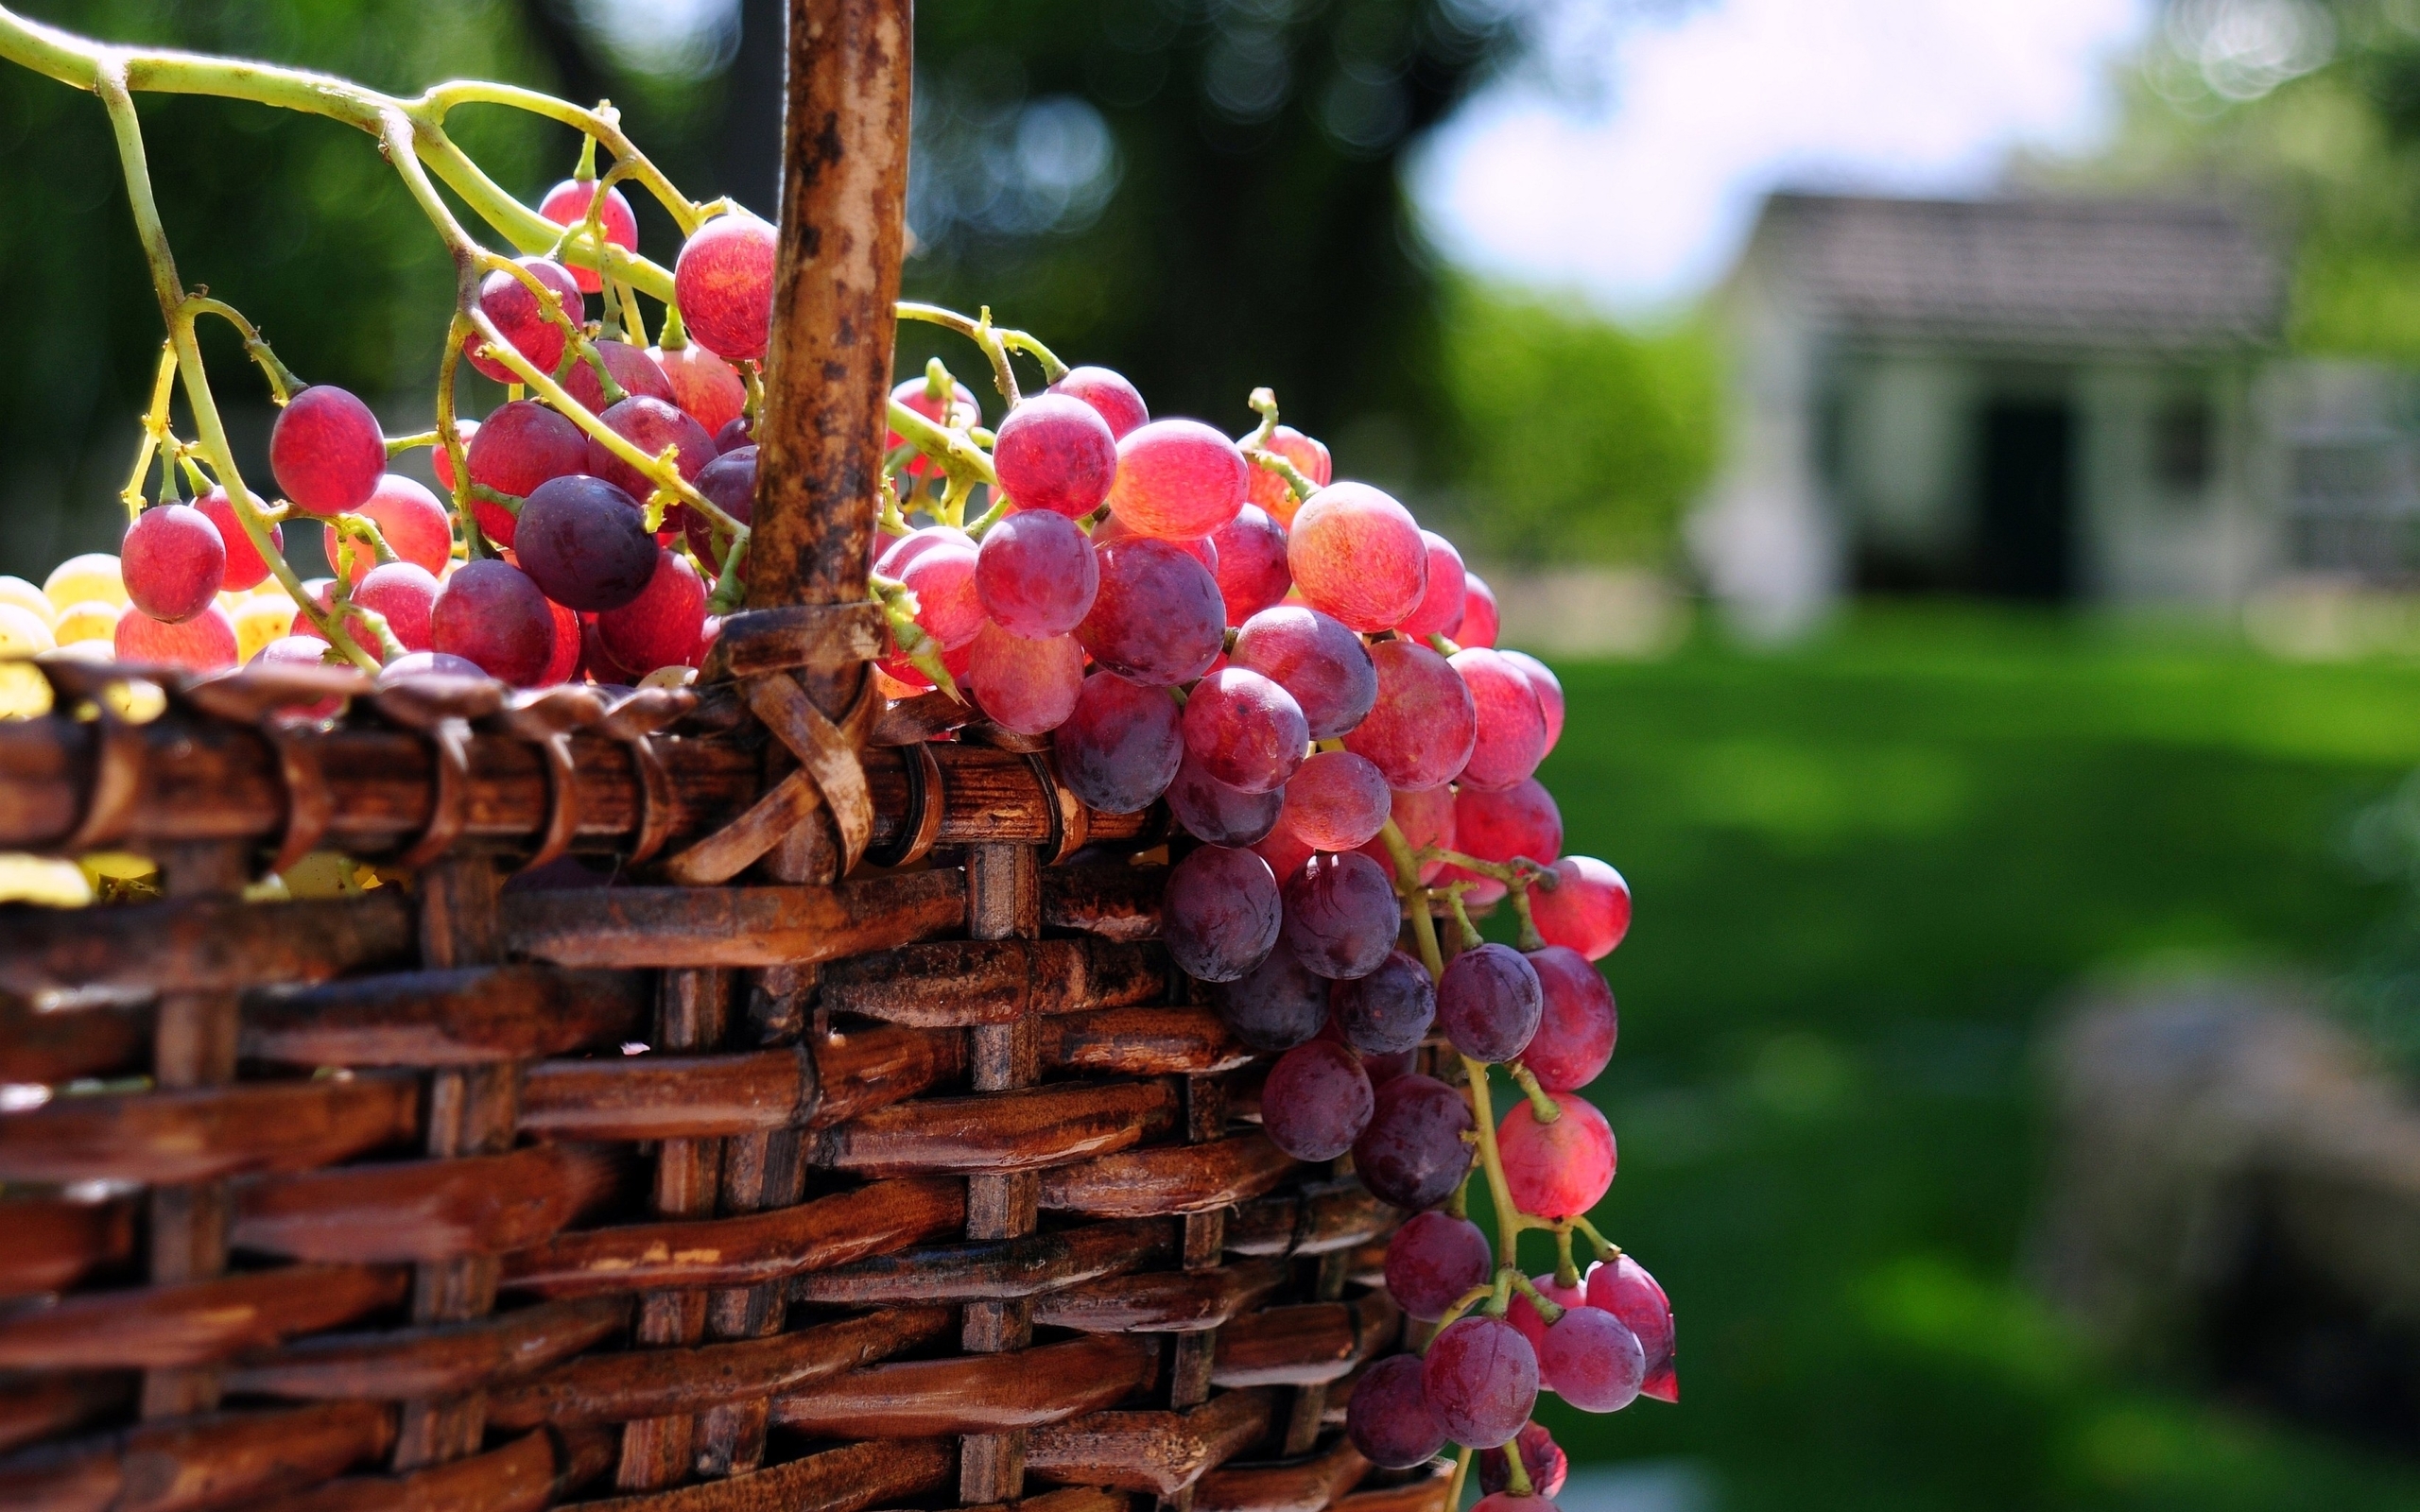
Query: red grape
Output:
[[431, 558, 553, 685], [1094, 509, 1216, 574], [1342, 640, 1475, 791], [1209, 505, 1290, 626], [564, 338, 674, 416], [1167, 752, 1284, 846], [1288, 482, 1426, 633], [325, 474, 454, 582], [433, 420, 474, 494], [1385, 1211, 1493, 1320], [286, 577, 338, 640], [1162, 843, 1283, 983], [887, 376, 980, 480], [1331, 948, 1435, 1055], [1421, 1314, 1537, 1449], [1076, 536, 1224, 686], [1530, 857, 1631, 960], [1346, 1354, 1447, 1469], [1453, 647, 1547, 791], [196, 489, 281, 593], [585, 395, 716, 504], [114, 603, 236, 671], [1585, 1255, 1677, 1402], [1104, 419, 1249, 540], [1049, 365, 1150, 438], [1054, 672, 1183, 814], [580, 614, 640, 687], [716, 416, 753, 452], [896, 535, 985, 650], [1261, 1039, 1374, 1160], [1216, 939, 1330, 1052], [516, 474, 659, 611], [1351, 1072, 1475, 1211], [1357, 782, 1455, 885], [1521, 947, 1615, 1092], [1243, 424, 1331, 528], [674, 213, 777, 362], [1461, 573, 1500, 647], [598, 549, 707, 673], [1398, 531, 1469, 640], [1253, 822, 1316, 887], [539, 599, 581, 686], [353, 561, 440, 653], [965, 622, 1085, 735], [122, 504, 225, 623], [1438, 942, 1543, 1064], [1478, 1423, 1567, 1499], [1443, 779, 1563, 905], [1230, 606, 1375, 741], [686, 445, 756, 575], [270, 386, 386, 517], [655, 343, 748, 437], [1281, 850, 1400, 980], [537, 177, 639, 293], [1540, 1305, 1645, 1412], [1506, 1273, 1586, 1359], [993, 393, 1117, 517], [1276, 749, 1390, 851], [466, 400, 587, 548], [976, 507, 1098, 636], [1499, 650, 1564, 754], [468, 257, 582, 384], [1183, 667, 1307, 794], [1498, 1092, 1614, 1218]]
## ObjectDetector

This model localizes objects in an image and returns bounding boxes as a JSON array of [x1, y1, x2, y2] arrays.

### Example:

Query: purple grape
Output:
[[1385, 1211, 1493, 1320], [1438, 943, 1544, 1064], [1182, 667, 1308, 794], [1540, 1305, 1646, 1412], [1053, 673, 1183, 815], [684, 444, 756, 571], [977, 507, 1099, 637], [1522, 946, 1616, 1092], [1231, 605, 1376, 741], [1584, 1255, 1677, 1403], [516, 474, 659, 610], [1351, 1072, 1475, 1211], [1162, 843, 1281, 983], [1167, 752, 1284, 846], [1346, 1354, 1447, 1469], [1076, 536, 1225, 685], [1261, 1039, 1374, 1160], [1281, 850, 1400, 980], [1331, 949, 1435, 1056], [1216, 940, 1330, 1053], [1422, 1314, 1538, 1449], [1210, 504, 1291, 626]]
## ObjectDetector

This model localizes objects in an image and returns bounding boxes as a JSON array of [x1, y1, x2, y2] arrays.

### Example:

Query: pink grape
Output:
[[1217, 939, 1330, 1052], [1209, 505, 1291, 626], [1453, 647, 1548, 791], [1422, 1315, 1538, 1449], [993, 393, 1117, 517], [1478, 1423, 1568, 1499], [1077, 536, 1224, 686], [1397, 531, 1469, 640], [1162, 843, 1282, 983], [1287, 482, 1426, 633], [115, 603, 236, 671], [1342, 640, 1475, 791], [468, 258, 582, 384], [1498, 1092, 1615, 1218], [1351, 1072, 1475, 1211], [1385, 1211, 1492, 1320], [655, 343, 748, 437], [433, 420, 474, 494], [1499, 650, 1564, 754], [1330, 948, 1434, 1056], [1531, 857, 1632, 960], [324, 474, 453, 583], [1167, 752, 1284, 846], [586, 395, 716, 504], [897, 536, 986, 650], [1461, 574, 1500, 647], [1276, 749, 1390, 851], [516, 475, 659, 611], [1507, 1273, 1586, 1360], [1540, 1306, 1645, 1412], [1104, 419, 1249, 540], [1054, 672, 1184, 815], [1443, 779, 1563, 905], [564, 338, 674, 416], [674, 213, 777, 361], [1346, 1354, 1447, 1469], [377, 650, 485, 684], [685, 446, 756, 576], [1585, 1255, 1678, 1402], [352, 561, 440, 653], [1438, 942, 1543, 1064], [598, 549, 707, 673], [537, 177, 639, 293], [466, 401, 587, 548], [270, 386, 385, 516], [286, 577, 338, 640], [1095, 509, 1216, 573], [1183, 667, 1307, 794], [1260, 1039, 1373, 1160], [1521, 947, 1616, 1092], [965, 622, 1085, 735], [196, 489, 280, 593], [1243, 424, 1331, 528], [1357, 782, 1455, 885], [431, 558, 553, 685], [976, 507, 1098, 636], [1049, 365, 1150, 438], [1231, 606, 1375, 741], [122, 504, 225, 623], [876, 524, 972, 577], [1280, 850, 1399, 980]]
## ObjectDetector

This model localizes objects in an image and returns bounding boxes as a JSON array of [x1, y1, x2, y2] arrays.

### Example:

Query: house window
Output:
[[2154, 396, 2214, 494]]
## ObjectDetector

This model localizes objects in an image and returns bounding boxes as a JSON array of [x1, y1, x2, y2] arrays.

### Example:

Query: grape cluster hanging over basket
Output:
[[0, 5, 1675, 1510]]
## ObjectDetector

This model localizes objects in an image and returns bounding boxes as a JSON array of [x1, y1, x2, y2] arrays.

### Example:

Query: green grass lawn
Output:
[[1529, 607, 2420, 1511]]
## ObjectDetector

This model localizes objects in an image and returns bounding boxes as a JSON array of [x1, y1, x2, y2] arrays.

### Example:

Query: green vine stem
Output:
[[897, 301, 1068, 404], [1240, 388, 1320, 501]]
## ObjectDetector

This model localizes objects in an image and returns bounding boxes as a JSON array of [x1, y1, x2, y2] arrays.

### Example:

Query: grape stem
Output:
[[1444, 1448, 1474, 1512], [1506, 1062, 1560, 1123], [1239, 387, 1320, 502], [1552, 1220, 1582, 1289], [1506, 1269, 1567, 1325], [1572, 1214, 1620, 1263], [870, 573, 959, 698], [897, 301, 1068, 402], [117, 345, 179, 524]]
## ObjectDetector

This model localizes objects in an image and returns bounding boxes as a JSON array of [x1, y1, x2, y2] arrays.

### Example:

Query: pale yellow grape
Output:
[[232, 597, 293, 663], [0, 854, 91, 906], [52, 600, 122, 645], [103, 679, 166, 723], [0, 603, 52, 656], [0, 663, 48, 718], [44, 553, 127, 610], [79, 850, 157, 887], [0, 576, 55, 627]]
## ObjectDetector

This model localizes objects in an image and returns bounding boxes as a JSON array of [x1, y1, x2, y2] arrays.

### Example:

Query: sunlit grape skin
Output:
[[325, 474, 453, 582], [655, 343, 748, 437], [1530, 856, 1633, 961], [586, 395, 717, 505], [1280, 850, 1400, 981], [1077, 536, 1225, 686], [1342, 639, 1476, 792], [1216, 939, 1329, 1053], [352, 561, 440, 654], [597, 549, 707, 673], [1443, 779, 1564, 905], [1397, 530, 1470, 640], [1454, 647, 1549, 791], [537, 177, 638, 293], [1182, 667, 1308, 794], [1243, 424, 1331, 527], [1346, 1354, 1447, 1469], [1461, 573, 1501, 647], [1385, 1210, 1493, 1320], [1053, 672, 1183, 815], [1541, 1306, 1646, 1412], [565, 338, 674, 416], [468, 257, 581, 384], [1331, 949, 1435, 1056], [966, 623, 1085, 735], [1585, 1255, 1679, 1402], [1500, 649, 1564, 753], [896, 536, 986, 651], [466, 401, 587, 548], [674, 212, 777, 361], [1163, 843, 1283, 983], [1498, 1092, 1616, 1219], [1438, 942, 1544, 1064], [976, 507, 1098, 637], [992, 392, 1117, 517], [1209, 505, 1291, 627], [1167, 753, 1284, 847], [1231, 606, 1375, 741], [270, 386, 386, 517], [1287, 482, 1426, 633], [1048, 365, 1150, 439], [1422, 1315, 1539, 1450], [1260, 1039, 1374, 1161], [1352, 1072, 1476, 1211], [115, 602, 236, 671], [122, 504, 224, 623], [686, 446, 756, 576], [1276, 749, 1391, 851], [196, 489, 280, 593], [516, 474, 659, 612], [1104, 419, 1250, 540], [430, 558, 553, 685]]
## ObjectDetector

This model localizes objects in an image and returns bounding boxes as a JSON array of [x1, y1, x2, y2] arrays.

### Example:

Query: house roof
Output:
[[1740, 192, 2285, 354]]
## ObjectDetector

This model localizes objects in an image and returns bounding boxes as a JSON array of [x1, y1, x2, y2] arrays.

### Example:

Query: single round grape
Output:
[[1357, 782, 1456, 885], [1216, 940, 1329, 1053], [1439, 942, 1544, 1064], [1506, 1273, 1586, 1360], [876, 524, 972, 577], [196, 489, 281, 593], [537, 177, 640, 293], [1585, 1254, 1677, 1402], [1167, 752, 1284, 846], [977, 507, 1098, 637], [898, 537, 987, 651], [1162, 843, 1283, 983], [1453, 647, 1548, 792], [468, 258, 582, 384], [1522, 947, 1615, 1092], [1478, 1423, 1568, 1500], [270, 386, 386, 517], [1276, 750, 1390, 852], [1343, 640, 1476, 792], [466, 401, 588, 548], [516, 474, 659, 611], [1397, 531, 1469, 640], [966, 622, 1085, 735], [1183, 667, 1308, 795], [325, 475, 454, 583], [586, 395, 717, 504], [1498, 1092, 1615, 1219], [1461, 573, 1501, 647], [1531, 857, 1631, 961], [1281, 850, 1400, 980], [1445, 780, 1564, 907], [655, 343, 748, 437], [1288, 482, 1426, 633], [674, 213, 777, 361], [1260, 1039, 1374, 1160], [1231, 606, 1375, 741], [1209, 505, 1291, 627], [1541, 1306, 1646, 1412], [565, 338, 675, 416], [1385, 1211, 1493, 1320], [1422, 1315, 1538, 1450], [353, 561, 440, 653], [1243, 424, 1332, 527], [434, 420, 474, 494], [685, 445, 756, 576], [1049, 365, 1150, 438], [377, 650, 486, 685], [122, 504, 225, 623], [430, 559, 554, 685], [1054, 672, 1183, 815], [994, 392, 1118, 517], [114, 603, 236, 671], [1499, 649, 1564, 755], [1345, 1354, 1447, 1469], [1331, 949, 1435, 1055], [598, 549, 707, 673], [1076, 536, 1224, 686], [43, 554, 127, 611], [1352, 1072, 1476, 1211], [1105, 419, 1249, 540]]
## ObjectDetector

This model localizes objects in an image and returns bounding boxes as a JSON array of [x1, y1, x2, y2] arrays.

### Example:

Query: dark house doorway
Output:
[[1976, 399, 2077, 599]]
